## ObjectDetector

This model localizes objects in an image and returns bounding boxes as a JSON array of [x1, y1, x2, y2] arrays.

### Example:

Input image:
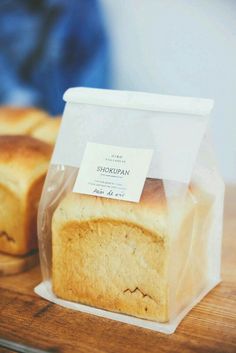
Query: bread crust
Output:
[[0, 134, 52, 161], [0, 135, 52, 255], [0, 135, 52, 194], [0, 106, 48, 135]]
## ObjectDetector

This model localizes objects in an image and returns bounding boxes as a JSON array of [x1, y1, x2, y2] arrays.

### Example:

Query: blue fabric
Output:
[[0, 0, 109, 115]]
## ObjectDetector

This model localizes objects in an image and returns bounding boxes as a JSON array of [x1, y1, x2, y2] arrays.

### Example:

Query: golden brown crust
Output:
[[0, 106, 60, 144], [0, 106, 49, 135], [0, 135, 52, 255], [0, 135, 52, 169], [0, 106, 47, 121]]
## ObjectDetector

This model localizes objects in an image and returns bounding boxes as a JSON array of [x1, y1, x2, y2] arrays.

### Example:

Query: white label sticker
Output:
[[73, 143, 153, 202]]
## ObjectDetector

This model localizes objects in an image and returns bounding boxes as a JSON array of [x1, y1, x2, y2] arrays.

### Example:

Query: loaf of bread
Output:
[[0, 106, 48, 135], [31, 116, 61, 145], [0, 135, 52, 255], [52, 179, 212, 322], [0, 106, 61, 145]]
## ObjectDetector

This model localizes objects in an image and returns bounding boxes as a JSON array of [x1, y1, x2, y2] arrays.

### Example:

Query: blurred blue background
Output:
[[0, 0, 109, 115]]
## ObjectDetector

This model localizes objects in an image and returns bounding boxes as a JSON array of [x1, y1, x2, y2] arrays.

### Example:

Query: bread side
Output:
[[0, 136, 52, 255]]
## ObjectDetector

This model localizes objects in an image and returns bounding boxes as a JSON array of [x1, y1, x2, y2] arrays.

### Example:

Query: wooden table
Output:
[[0, 187, 235, 353]]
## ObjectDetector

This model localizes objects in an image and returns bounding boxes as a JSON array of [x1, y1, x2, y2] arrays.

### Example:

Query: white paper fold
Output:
[[63, 88, 214, 116]]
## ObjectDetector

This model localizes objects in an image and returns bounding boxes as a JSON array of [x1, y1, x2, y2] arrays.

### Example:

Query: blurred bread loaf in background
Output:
[[31, 116, 61, 145], [0, 106, 59, 258], [0, 107, 48, 135], [0, 135, 52, 255], [0, 106, 61, 145]]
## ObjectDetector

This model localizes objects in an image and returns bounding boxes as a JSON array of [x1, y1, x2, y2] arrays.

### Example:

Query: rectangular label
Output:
[[73, 143, 153, 202]]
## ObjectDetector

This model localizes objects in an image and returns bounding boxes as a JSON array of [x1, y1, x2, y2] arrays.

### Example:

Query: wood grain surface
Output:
[[0, 187, 235, 353]]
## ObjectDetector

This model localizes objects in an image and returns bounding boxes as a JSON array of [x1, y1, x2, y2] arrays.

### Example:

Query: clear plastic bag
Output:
[[36, 88, 224, 334]]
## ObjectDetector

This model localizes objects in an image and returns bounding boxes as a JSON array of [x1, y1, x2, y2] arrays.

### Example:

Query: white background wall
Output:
[[100, 0, 236, 183]]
